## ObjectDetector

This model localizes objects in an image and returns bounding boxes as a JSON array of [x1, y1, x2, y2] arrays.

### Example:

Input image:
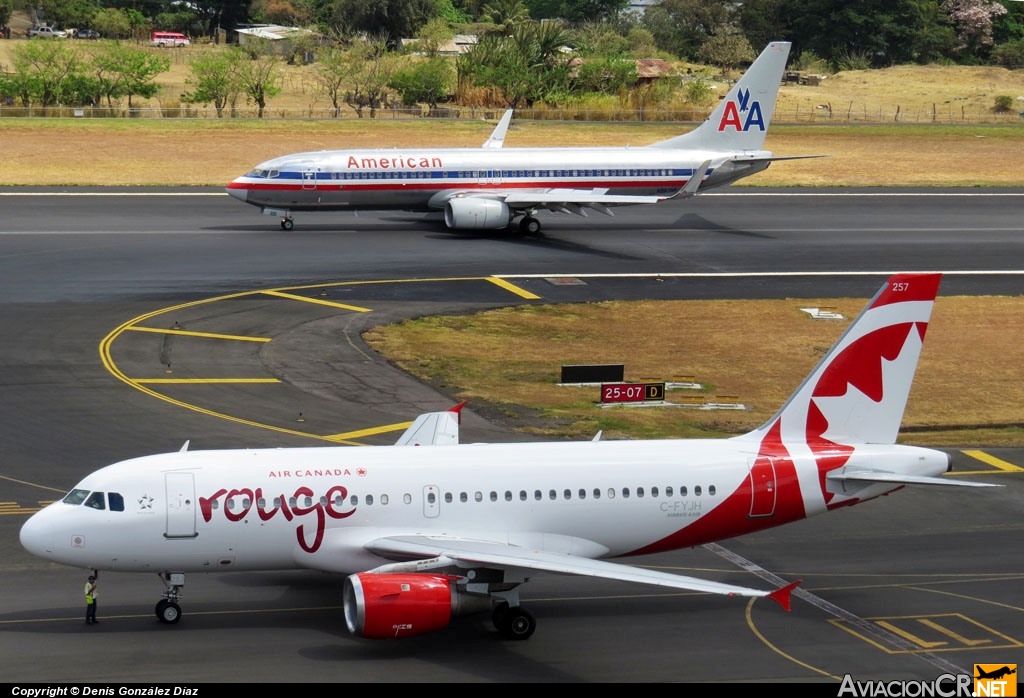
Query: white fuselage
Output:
[[225, 146, 769, 212], [20, 438, 948, 576]]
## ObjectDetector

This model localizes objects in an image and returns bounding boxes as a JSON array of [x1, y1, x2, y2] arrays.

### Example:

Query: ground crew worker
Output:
[[84, 570, 98, 625]]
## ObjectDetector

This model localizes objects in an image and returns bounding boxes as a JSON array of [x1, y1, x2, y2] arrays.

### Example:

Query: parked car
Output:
[[74, 29, 101, 39], [28, 25, 67, 38]]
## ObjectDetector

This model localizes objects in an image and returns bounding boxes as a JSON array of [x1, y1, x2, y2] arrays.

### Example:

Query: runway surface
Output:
[[1, 187, 1022, 684]]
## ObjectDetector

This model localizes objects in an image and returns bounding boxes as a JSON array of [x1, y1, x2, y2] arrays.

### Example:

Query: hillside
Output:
[[1, 37, 1023, 123]]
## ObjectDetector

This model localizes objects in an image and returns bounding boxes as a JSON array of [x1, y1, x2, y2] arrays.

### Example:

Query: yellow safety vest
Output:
[[85, 582, 96, 604]]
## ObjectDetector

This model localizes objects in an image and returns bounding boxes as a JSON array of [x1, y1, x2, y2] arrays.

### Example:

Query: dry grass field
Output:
[[364, 296, 1024, 447], [2, 38, 1021, 445], [1, 39, 1024, 187]]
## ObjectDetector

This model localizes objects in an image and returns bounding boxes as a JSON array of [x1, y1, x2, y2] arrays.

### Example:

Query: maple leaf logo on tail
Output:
[[736, 274, 942, 504]]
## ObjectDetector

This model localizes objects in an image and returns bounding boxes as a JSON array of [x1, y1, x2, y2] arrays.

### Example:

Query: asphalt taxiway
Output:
[[1, 188, 1021, 684]]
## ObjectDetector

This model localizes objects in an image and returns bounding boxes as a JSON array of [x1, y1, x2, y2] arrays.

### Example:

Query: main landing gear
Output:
[[155, 572, 184, 624], [491, 600, 536, 640], [517, 216, 541, 236]]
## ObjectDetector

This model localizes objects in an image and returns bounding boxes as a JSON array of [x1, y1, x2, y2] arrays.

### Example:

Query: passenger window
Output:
[[475, 491, 483, 502], [85, 492, 105, 510], [622, 488, 630, 499], [460, 492, 468, 503], [709, 485, 716, 496], [695, 486, 702, 496], [637, 487, 645, 498], [563, 489, 571, 500], [350, 495, 359, 505], [366, 494, 374, 505], [380, 494, 389, 505]]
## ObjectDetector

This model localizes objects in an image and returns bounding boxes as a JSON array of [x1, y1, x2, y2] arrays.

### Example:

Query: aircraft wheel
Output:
[[156, 599, 181, 624], [518, 217, 541, 236], [499, 606, 535, 641], [281, 218, 294, 231]]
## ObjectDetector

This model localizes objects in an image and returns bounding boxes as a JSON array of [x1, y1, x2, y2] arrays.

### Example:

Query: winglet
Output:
[[482, 110, 514, 149], [448, 400, 467, 423], [766, 579, 802, 611]]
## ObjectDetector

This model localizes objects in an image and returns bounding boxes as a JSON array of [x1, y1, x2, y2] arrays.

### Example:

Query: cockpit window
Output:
[[109, 492, 125, 512], [63, 489, 89, 505], [246, 168, 280, 179], [84, 492, 106, 510]]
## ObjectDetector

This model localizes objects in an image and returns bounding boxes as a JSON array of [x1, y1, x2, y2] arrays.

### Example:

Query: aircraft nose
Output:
[[226, 181, 248, 203], [19, 509, 53, 558]]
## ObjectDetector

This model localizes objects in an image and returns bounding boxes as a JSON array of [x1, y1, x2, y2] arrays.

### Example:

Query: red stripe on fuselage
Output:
[[227, 179, 689, 194]]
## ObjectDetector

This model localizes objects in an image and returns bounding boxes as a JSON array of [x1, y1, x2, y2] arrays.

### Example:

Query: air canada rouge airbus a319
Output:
[[226, 41, 815, 234], [20, 273, 998, 640]]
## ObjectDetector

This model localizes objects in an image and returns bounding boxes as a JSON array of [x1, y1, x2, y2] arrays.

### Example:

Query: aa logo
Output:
[[974, 664, 1017, 697]]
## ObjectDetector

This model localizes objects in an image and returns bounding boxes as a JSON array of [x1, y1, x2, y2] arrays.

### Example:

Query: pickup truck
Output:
[[28, 26, 67, 38]]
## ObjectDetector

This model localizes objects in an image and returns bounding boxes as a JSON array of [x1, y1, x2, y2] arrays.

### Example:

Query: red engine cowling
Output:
[[444, 197, 512, 230], [343, 573, 455, 639]]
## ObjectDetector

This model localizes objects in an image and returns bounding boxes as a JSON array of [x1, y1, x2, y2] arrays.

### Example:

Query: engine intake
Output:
[[343, 572, 494, 639], [444, 197, 512, 230]]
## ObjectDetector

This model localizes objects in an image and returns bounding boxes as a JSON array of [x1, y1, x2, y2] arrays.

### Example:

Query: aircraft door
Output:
[[165, 472, 198, 538], [422, 485, 440, 518], [747, 456, 777, 518], [302, 169, 317, 190]]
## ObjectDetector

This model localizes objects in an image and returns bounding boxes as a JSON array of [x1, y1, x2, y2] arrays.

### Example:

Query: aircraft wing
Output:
[[364, 535, 799, 610], [394, 402, 466, 446]]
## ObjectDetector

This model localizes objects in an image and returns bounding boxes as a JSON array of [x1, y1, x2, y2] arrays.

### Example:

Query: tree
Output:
[[941, 0, 1008, 51], [388, 57, 453, 111], [230, 41, 283, 118], [11, 39, 82, 106], [312, 46, 351, 117], [697, 26, 754, 74], [183, 48, 243, 117], [641, 0, 734, 59], [343, 37, 399, 117], [89, 41, 170, 109], [0, 0, 14, 31], [329, 0, 436, 48], [780, 0, 957, 67], [91, 8, 133, 39], [524, 0, 628, 24], [413, 16, 455, 58], [457, 20, 571, 107]]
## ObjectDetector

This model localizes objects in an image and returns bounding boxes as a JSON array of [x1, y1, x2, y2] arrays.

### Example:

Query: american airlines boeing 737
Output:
[[226, 41, 813, 234], [20, 274, 998, 641]]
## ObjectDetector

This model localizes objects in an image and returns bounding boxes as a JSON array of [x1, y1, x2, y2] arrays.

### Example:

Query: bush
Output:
[[992, 95, 1015, 113]]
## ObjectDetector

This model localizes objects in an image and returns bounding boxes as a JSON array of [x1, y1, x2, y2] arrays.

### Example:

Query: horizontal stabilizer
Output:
[[827, 469, 1001, 488]]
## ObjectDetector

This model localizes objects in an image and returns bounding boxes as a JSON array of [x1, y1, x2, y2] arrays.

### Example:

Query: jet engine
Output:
[[444, 197, 512, 230], [343, 572, 491, 639]]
